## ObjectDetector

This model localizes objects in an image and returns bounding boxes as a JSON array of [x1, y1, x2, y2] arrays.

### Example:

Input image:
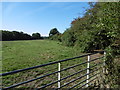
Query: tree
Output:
[[1, 30, 32, 41], [62, 29, 76, 46], [32, 33, 41, 39], [60, 2, 120, 87], [49, 28, 60, 37]]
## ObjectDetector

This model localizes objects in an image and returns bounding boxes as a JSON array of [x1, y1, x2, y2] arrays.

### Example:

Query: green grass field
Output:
[[2, 40, 103, 88], [2, 40, 90, 88], [2, 40, 83, 73]]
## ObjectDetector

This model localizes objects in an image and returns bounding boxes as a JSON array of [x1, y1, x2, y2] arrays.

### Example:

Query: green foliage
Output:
[[1, 30, 32, 41], [75, 31, 94, 52], [1, 30, 43, 41], [49, 33, 62, 42], [49, 28, 61, 41], [105, 45, 120, 88], [61, 2, 120, 87], [49, 28, 60, 37], [61, 2, 119, 52], [32, 32, 41, 39], [61, 29, 76, 46]]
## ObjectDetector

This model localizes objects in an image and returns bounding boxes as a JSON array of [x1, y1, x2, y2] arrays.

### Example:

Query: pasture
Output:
[[2, 40, 90, 88], [2, 40, 82, 73]]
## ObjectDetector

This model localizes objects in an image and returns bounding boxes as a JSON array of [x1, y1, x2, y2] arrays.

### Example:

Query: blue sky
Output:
[[2, 2, 90, 36]]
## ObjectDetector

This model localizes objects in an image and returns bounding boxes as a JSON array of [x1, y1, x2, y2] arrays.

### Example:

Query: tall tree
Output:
[[32, 33, 41, 39], [49, 28, 60, 37]]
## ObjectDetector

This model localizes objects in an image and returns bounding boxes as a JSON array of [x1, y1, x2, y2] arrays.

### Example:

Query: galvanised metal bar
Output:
[[60, 67, 100, 88], [2, 60, 89, 89], [3, 61, 102, 89], [60, 73, 88, 88], [69, 72, 100, 89], [77, 69, 102, 89], [39, 68, 88, 89], [89, 62, 103, 69], [2, 51, 104, 89], [78, 77, 97, 89], [61, 60, 88, 71], [69, 78, 87, 89], [1, 53, 98, 76], [89, 56, 104, 63], [3, 70, 60, 89]]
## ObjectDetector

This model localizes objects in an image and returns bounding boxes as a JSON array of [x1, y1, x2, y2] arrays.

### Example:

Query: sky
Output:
[[2, 2, 90, 36]]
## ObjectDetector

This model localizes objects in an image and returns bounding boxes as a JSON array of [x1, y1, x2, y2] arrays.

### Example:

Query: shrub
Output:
[[61, 29, 76, 47]]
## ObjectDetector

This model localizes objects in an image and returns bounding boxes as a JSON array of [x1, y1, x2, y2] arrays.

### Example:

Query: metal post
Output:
[[103, 51, 106, 73], [58, 62, 61, 88], [104, 51, 106, 66], [86, 55, 90, 87]]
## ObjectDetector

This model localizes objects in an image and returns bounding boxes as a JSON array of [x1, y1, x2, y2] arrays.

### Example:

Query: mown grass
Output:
[[2, 40, 103, 88], [2, 40, 83, 72]]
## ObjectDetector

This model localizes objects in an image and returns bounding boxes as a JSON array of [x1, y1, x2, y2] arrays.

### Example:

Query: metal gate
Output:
[[1, 51, 106, 89]]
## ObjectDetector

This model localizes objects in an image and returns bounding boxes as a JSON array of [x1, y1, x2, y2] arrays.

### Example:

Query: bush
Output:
[[49, 33, 62, 42], [105, 45, 120, 88], [61, 29, 76, 47]]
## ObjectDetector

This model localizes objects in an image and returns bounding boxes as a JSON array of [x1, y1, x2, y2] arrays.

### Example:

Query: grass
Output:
[[2, 40, 88, 88], [1, 40, 103, 88], [2, 40, 82, 72]]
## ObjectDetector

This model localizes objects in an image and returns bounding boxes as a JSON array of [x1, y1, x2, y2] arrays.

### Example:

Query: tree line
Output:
[[1, 30, 43, 41], [49, 2, 119, 55], [51, 2, 120, 53], [49, 2, 120, 87]]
